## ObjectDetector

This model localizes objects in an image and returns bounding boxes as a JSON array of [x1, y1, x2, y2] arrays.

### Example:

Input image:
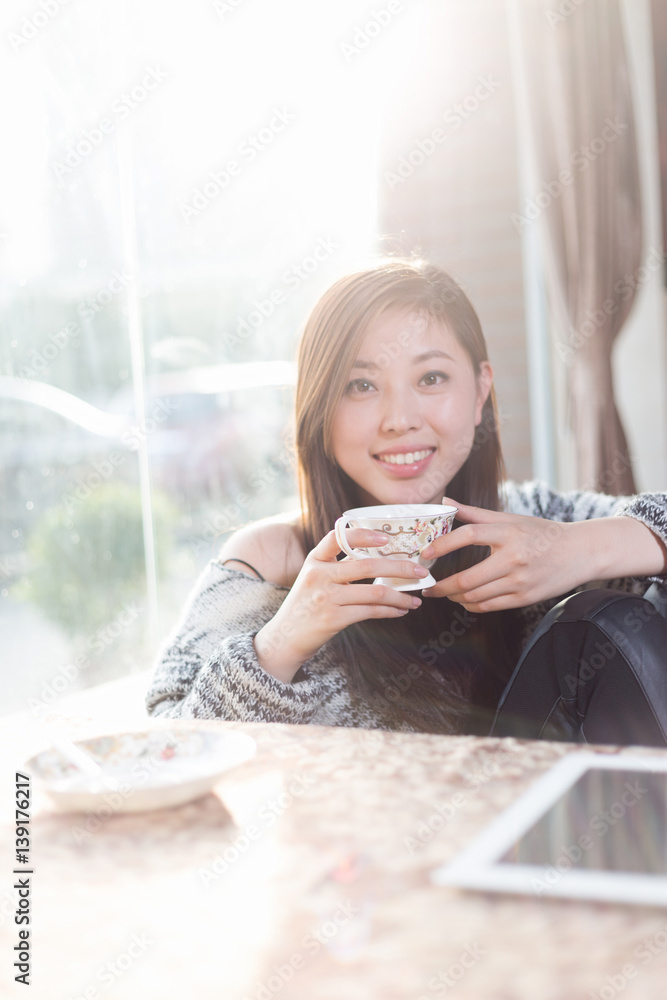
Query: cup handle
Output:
[[334, 517, 364, 559]]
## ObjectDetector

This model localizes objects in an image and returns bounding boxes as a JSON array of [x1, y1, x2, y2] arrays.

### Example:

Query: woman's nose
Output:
[[378, 389, 423, 434]]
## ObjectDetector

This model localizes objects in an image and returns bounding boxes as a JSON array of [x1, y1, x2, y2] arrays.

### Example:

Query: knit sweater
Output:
[[146, 481, 667, 731]]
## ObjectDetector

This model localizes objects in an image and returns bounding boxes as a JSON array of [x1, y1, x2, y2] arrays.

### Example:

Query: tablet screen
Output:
[[431, 754, 667, 905], [499, 768, 667, 875]]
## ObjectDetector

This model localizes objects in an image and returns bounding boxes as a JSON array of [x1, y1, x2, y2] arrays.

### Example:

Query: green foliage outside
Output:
[[17, 482, 176, 637]]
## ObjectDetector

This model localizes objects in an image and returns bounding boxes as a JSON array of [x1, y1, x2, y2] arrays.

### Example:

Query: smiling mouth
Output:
[[374, 448, 435, 466]]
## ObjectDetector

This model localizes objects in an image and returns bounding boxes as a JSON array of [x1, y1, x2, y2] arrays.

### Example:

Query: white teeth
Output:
[[377, 449, 432, 465]]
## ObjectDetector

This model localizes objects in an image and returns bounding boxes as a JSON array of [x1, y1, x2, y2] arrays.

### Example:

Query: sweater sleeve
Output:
[[502, 479, 628, 521], [145, 563, 325, 723], [503, 480, 667, 583]]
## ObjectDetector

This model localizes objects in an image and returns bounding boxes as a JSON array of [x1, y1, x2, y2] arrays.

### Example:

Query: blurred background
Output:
[[1, 0, 666, 714]]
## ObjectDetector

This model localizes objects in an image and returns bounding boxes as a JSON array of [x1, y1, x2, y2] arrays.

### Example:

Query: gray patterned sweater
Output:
[[146, 482, 667, 731]]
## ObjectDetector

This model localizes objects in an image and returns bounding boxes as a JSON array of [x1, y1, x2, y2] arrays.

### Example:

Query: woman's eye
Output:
[[420, 371, 449, 387], [345, 378, 375, 394]]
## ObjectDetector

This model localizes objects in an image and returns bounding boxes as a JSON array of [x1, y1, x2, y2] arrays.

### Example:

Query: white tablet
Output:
[[431, 752, 667, 907]]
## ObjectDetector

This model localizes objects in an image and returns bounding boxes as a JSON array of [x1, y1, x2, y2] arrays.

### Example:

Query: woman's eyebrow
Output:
[[413, 349, 456, 364], [352, 349, 456, 371]]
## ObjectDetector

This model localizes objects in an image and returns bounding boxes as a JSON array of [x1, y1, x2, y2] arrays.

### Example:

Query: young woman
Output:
[[146, 259, 667, 744]]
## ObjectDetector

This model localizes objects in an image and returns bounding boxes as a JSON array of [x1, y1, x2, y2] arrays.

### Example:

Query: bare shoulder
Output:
[[219, 510, 307, 587]]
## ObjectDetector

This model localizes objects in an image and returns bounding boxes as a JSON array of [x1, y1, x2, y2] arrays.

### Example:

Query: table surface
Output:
[[1, 671, 666, 1000]]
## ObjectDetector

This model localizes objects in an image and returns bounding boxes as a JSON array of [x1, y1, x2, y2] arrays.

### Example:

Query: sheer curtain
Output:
[[519, 0, 643, 493]]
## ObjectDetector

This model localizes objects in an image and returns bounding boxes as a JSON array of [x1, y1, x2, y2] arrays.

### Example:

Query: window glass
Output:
[[1, 0, 422, 715]]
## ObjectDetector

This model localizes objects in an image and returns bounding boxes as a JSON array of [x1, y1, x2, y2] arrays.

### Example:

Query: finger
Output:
[[315, 528, 389, 560], [441, 497, 514, 524], [445, 591, 528, 613], [421, 522, 506, 560], [336, 583, 423, 612], [341, 527, 392, 551], [337, 603, 414, 626], [334, 557, 429, 585], [423, 559, 508, 599], [421, 568, 519, 611], [432, 578, 516, 608]]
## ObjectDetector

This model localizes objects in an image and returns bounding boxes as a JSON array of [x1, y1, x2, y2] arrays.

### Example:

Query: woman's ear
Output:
[[474, 361, 493, 426]]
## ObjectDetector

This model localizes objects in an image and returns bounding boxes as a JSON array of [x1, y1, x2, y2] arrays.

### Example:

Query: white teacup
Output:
[[334, 504, 458, 591]]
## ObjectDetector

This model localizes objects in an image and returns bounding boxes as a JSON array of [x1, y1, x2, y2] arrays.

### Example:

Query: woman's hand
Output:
[[254, 528, 427, 682], [422, 499, 667, 613], [419, 498, 591, 612]]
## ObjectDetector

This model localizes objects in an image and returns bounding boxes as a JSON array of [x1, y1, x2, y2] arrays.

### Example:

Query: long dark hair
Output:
[[295, 258, 520, 734]]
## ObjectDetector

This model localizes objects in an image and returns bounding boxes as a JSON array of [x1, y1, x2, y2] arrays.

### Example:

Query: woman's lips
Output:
[[373, 448, 436, 478]]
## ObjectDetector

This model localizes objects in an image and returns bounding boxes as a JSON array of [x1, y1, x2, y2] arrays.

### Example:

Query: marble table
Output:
[[0, 671, 666, 1000]]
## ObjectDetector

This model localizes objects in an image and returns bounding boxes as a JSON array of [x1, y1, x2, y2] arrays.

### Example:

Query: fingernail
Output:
[[421, 545, 434, 558], [372, 531, 389, 541], [413, 565, 429, 576], [411, 596, 422, 608]]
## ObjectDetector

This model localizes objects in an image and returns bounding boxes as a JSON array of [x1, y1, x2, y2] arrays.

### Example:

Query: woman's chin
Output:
[[358, 485, 445, 508]]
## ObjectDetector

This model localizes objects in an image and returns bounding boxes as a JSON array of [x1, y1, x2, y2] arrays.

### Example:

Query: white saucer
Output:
[[374, 572, 435, 591], [27, 728, 257, 813]]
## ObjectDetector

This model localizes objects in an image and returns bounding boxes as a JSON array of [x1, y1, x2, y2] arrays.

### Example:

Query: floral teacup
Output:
[[334, 504, 457, 591]]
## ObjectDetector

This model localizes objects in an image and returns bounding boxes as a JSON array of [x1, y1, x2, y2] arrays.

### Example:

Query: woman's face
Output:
[[330, 307, 493, 507]]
